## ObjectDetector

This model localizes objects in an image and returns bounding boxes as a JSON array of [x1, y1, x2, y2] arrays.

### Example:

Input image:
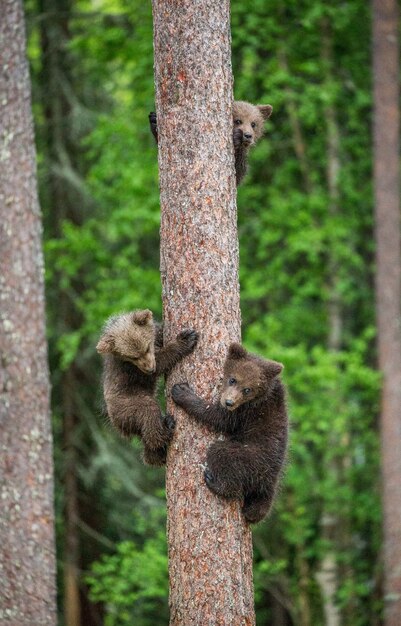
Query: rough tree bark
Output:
[[372, 1, 401, 624], [0, 0, 57, 623], [152, 1, 255, 624]]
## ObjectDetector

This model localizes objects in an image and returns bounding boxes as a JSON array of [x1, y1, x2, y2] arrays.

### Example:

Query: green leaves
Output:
[[86, 509, 169, 626]]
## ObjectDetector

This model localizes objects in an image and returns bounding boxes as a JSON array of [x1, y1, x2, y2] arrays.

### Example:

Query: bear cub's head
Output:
[[233, 101, 273, 147], [220, 343, 283, 411], [96, 309, 156, 374]]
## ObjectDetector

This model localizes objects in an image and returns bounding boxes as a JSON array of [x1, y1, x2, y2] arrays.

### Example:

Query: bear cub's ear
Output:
[[96, 334, 115, 354], [265, 359, 284, 378], [257, 104, 273, 120], [228, 343, 247, 360], [133, 309, 153, 326]]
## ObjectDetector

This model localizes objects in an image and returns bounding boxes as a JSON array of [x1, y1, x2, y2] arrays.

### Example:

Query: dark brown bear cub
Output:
[[149, 100, 272, 186], [172, 343, 288, 523], [97, 309, 198, 466]]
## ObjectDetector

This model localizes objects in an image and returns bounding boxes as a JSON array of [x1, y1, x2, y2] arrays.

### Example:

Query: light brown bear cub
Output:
[[149, 100, 272, 185], [172, 343, 288, 523], [97, 309, 198, 466], [232, 101, 273, 185]]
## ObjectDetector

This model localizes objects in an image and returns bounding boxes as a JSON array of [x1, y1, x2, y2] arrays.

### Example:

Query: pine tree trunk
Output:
[[0, 0, 57, 623], [152, 1, 255, 623], [372, 1, 401, 624], [63, 370, 82, 626]]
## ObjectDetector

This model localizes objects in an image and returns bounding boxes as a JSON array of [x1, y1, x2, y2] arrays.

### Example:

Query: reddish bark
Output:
[[372, 1, 401, 624], [152, 0, 255, 623], [0, 0, 57, 623]]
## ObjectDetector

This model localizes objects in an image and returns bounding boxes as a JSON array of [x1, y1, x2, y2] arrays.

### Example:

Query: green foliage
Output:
[[26, 0, 382, 623], [86, 510, 169, 626]]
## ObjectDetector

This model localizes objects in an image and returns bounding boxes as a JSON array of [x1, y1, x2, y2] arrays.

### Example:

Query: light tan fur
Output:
[[232, 101, 273, 184], [97, 309, 156, 373], [233, 101, 273, 146]]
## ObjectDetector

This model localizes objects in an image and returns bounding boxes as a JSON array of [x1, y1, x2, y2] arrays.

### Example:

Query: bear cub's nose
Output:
[[225, 399, 234, 407]]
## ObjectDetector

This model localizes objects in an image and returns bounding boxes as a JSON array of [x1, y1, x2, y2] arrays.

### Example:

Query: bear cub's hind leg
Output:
[[204, 441, 245, 500], [242, 493, 274, 524]]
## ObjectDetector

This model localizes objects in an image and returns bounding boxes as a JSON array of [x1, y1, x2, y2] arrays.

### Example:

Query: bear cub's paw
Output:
[[171, 382, 192, 405], [233, 127, 243, 148], [163, 413, 176, 431], [149, 112, 157, 129], [177, 329, 199, 351]]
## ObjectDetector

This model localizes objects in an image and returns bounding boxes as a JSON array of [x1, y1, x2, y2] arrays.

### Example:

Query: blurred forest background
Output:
[[23, 0, 386, 624]]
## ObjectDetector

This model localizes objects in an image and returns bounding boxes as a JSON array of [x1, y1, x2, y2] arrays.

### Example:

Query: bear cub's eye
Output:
[[234, 119, 242, 126], [251, 122, 256, 129], [243, 388, 251, 395], [228, 378, 236, 385]]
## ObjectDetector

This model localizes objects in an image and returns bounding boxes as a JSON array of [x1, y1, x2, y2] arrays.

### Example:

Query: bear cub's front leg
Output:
[[156, 330, 199, 375]]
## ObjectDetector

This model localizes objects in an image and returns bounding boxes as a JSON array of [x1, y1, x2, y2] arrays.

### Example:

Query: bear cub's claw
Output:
[[164, 413, 176, 431], [171, 382, 191, 404], [204, 468, 216, 489], [177, 329, 199, 351]]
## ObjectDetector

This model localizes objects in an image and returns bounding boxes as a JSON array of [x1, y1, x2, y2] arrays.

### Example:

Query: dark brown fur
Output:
[[149, 100, 272, 186], [172, 343, 288, 523], [97, 309, 198, 466]]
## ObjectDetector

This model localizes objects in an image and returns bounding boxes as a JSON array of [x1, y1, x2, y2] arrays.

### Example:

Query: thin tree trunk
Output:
[[294, 545, 312, 626], [315, 21, 342, 626], [277, 48, 312, 196], [372, 2, 401, 624], [63, 370, 82, 626], [0, 0, 57, 623], [152, 1, 255, 624], [39, 3, 84, 623]]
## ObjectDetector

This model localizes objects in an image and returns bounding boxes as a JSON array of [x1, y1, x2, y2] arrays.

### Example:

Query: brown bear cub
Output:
[[97, 310, 198, 466], [172, 343, 288, 523], [149, 100, 272, 186], [232, 101, 273, 185]]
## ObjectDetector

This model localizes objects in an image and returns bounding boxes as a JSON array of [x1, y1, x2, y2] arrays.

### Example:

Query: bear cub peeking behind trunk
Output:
[[232, 101, 273, 185], [97, 310, 198, 466], [149, 100, 272, 186], [172, 343, 288, 523]]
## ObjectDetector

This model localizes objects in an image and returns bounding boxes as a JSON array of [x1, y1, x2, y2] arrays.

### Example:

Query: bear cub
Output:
[[172, 343, 288, 523], [149, 100, 272, 186], [97, 309, 198, 466], [232, 101, 273, 185]]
